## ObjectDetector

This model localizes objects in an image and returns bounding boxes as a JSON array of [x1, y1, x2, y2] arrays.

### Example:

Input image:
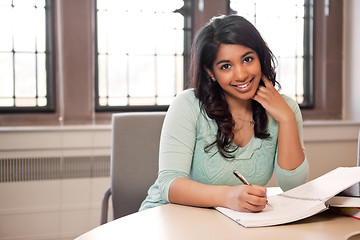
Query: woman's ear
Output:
[[204, 66, 216, 82]]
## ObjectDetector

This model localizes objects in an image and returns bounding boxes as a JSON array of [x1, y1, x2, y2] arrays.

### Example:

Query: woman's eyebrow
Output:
[[215, 51, 255, 66], [241, 51, 255, 58], [215, 60, 230, 66]]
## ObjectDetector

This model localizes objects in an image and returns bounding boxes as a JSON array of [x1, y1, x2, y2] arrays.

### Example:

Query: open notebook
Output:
[[216, 167, 360, 227]]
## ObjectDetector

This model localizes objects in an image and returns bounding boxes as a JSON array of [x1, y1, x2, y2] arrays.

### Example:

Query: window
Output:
[[95, 0, 192, 111], [0, 0, 54, 113], [229, 0, 313, 107]]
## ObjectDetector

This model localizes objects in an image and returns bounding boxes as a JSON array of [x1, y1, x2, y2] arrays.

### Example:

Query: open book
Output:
[[216, 167, 360, 227], [327, 196, 360, 207], [326, 196, 360, 220]]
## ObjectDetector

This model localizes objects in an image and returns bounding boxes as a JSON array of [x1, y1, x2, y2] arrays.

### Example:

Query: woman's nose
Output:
[[234, 66, 248, 81]]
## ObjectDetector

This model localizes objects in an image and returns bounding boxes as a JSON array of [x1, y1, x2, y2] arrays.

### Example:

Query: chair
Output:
[[100, 112, 166, 224]]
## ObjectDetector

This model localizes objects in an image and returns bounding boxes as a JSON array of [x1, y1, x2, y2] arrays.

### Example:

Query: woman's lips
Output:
[[233, 79, 253, 93]]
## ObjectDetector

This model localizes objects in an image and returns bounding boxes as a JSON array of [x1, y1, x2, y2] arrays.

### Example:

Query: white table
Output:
[[75, 203, 360, 240]]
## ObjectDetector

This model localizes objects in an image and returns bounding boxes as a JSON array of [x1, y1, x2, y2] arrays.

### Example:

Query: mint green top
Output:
[[139, 89, 309, 211]]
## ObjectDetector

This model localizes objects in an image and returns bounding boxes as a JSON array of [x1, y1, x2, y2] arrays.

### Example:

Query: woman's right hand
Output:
[[224, 185, 267, 212]]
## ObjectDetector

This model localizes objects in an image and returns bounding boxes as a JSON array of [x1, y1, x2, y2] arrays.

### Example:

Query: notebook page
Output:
[[216, 194, 325, 227], [280, 167, 360, 201]]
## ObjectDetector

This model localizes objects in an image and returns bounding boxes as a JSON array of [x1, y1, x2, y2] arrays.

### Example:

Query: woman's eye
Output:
[[244, 56, 253, 63], [220, 64, 231, 70]]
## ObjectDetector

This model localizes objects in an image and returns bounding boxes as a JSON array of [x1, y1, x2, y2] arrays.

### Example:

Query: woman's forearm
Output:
[[168, 177, 229, 208], [277, 115, 305, 170], [168, 177, 267, 212]]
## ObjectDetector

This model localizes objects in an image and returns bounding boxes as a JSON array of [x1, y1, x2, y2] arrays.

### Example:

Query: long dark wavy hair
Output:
[[189, 15, 278, 158]]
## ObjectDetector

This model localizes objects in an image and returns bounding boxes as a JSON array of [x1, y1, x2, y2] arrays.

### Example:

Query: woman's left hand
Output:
[[252, 75, 294, 124]]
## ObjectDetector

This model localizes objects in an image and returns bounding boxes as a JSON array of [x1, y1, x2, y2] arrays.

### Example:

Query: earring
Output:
[[211, 76, 216, 82]]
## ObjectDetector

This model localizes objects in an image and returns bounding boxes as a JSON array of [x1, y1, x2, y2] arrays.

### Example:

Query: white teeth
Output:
[[237, 82, 250, 88]]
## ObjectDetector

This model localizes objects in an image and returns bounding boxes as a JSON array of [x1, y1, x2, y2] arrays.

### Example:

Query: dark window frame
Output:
[[301, 0, 314, 109], [94, 0, 193, 113], [0, 0, 56, 114], [301, 0, 342, 119]]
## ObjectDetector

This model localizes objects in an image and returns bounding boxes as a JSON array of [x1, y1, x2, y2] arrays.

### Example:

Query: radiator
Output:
[[0, 156, 110, 183]]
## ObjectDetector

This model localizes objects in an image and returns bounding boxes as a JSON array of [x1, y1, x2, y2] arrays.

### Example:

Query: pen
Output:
[[233, 170, 272, 208], [233, 170, 252, 186]]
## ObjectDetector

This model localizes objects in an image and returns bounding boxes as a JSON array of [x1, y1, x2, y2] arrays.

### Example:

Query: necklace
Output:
[[235, 116, 255, 125]]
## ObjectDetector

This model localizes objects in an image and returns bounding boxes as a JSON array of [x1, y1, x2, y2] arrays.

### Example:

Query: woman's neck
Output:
[[227, 98, 253, 118]]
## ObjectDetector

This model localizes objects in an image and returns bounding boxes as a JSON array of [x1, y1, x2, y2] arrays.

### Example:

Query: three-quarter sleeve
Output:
[[156, 90, 199, 202]]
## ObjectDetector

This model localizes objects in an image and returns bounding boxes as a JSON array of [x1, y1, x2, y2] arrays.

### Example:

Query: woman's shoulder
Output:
[[280, 94, 301, 115], [175, 88, 197, 100], [170, 89, 199, 108], [167, 88, 201, 115], [280, 94, 295, 103]]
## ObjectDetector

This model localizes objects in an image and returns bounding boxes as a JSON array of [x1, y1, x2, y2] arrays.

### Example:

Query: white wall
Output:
[[343, 0, 360, 120]]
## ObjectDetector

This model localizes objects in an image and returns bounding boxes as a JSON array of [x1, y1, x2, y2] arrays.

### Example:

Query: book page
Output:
[[326, 196, 360, 207], [281, 167, 360, 201]]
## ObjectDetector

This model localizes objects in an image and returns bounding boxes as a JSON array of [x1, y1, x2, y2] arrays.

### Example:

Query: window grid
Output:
[[0, 0, 54, 113], [95, 0, 191, 112], [229, 0, 313, 107]]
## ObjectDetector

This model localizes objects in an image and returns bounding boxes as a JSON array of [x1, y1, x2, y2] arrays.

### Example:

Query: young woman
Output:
[[140, 15, 308, 213]]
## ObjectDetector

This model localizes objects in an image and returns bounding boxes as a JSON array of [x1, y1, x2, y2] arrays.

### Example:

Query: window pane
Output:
[[15, 97, 36, 107], [13, 5, 36, 52], [35, 4, 46, 53], [128, 55, 155, 98], [96, 0, 186, 109], [0, 6, 13, 51], [15, 53, 36, 98], [37, 53, 47, 97], [128, 97, 156, 106], [108, 54, 128, 98], [296, 58, 304, 103], [175, 55, 184, 95], [157, 55, 176, 97], [37, 96, 47, 106], [0, 98, 14, 106], [0, 1, 12, 6], [97, 55, 108, 98], [0, 53, 14, 97], [278, 57, 297, 99], [230, 0, 311, 106], [35, 0, 45, 8], [96, 11, 108, 54], [13, 0, 37, 6]]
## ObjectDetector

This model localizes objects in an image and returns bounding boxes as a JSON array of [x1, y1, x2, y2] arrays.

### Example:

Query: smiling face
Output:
[[206, 44, 262, 107]]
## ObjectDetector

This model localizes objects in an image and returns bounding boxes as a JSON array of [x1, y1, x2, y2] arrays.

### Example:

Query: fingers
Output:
[[227, 185, 268, 212], [252, 75, 282, 110], [252, 74, 294, 123], [242, 201, 266, 212], [240, 185, 268, 212], [261, 75, 273, 88], [247, 184, 267, 197], [252, 86, 273, 108], [257, 76, 276, 94]]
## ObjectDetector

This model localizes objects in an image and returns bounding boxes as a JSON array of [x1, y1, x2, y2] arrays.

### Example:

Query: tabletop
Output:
[[75, 203, 360, 240]]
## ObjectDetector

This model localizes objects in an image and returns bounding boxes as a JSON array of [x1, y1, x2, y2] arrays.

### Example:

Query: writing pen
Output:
[[233, 170, 272, 208]]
